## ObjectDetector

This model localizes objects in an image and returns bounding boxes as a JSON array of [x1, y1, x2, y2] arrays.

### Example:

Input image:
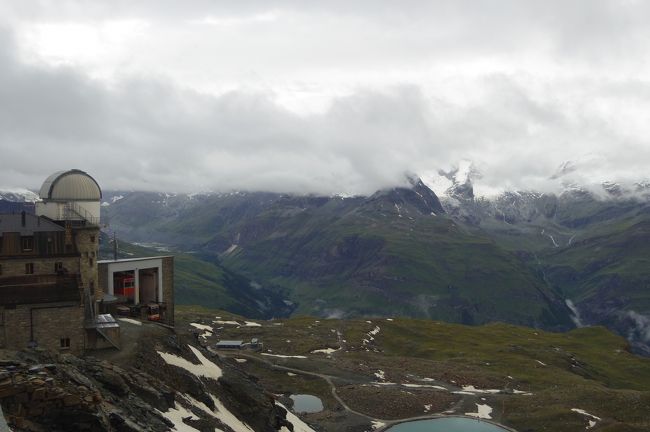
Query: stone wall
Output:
[[0, 303, 85, 355], [162, 257, 174, 327], [0, 256, 79, 277], [73, 227, 100, 302]]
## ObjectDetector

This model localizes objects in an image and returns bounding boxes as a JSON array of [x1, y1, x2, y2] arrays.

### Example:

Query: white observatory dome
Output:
[[39, 169, 102, 201]]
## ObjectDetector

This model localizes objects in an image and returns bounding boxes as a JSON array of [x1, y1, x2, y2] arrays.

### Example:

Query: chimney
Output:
[[21, 211, 26, 227]]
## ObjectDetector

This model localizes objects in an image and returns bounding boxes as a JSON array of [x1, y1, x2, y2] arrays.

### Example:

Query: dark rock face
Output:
[[0, 337, 289, 432]]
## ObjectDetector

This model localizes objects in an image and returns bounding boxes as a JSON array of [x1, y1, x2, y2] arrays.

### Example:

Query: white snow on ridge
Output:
[[157, 345, 222, 381], [455, 160, 473, 185], [157, 402, 203, 432], [210, 395, 255, 432], [0, 188, 39, 202], [191, 323, 213, 331], [276, 401, 316, 432]]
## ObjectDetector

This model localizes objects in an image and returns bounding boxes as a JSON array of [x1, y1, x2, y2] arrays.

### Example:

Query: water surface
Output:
[[289, 394, 324, 413], [386, 417, 510, 432]]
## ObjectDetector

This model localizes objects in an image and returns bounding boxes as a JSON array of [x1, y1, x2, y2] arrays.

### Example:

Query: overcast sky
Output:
[[1, 0, 649, 196]]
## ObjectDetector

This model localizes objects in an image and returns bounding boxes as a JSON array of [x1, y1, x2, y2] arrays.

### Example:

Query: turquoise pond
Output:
[[385, 417, 510, 432], [289, 394, 324, 413]]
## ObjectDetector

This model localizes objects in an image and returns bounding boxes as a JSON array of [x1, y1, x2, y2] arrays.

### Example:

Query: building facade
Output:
[[1, 169, 175, 354], [0, 170, 101, 354]]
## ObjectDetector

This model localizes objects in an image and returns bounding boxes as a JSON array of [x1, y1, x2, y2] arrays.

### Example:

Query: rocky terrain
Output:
[[0, 321, 292, 432], [174, 306, 650, 432]]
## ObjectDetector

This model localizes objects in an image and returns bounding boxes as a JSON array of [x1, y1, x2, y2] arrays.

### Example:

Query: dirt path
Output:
[[216, 350, 516, 431]]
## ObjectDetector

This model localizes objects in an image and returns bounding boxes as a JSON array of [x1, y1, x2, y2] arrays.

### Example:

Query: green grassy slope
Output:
[[178, 307, 650, 432], [221, 206, 571, 329], [102, 189, 573, 329], [98, 234, 293, 318]]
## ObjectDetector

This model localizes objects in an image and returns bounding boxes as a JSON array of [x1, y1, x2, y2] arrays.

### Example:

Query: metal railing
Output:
[[63, 202, 101, 225]]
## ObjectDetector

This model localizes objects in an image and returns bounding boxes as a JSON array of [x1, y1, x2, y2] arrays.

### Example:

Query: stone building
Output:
[[0, 169, 174, 354], [0, 168, 102, 354], [0, 212, 86, 354]]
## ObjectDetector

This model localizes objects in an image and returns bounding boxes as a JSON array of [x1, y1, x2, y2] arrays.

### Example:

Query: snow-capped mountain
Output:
[[0, 188, 39, 202]]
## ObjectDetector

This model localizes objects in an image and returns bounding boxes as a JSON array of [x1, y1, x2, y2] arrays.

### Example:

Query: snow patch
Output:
[[190, 323, 214, 338], [157, 345, 222, 381], [158, 402, 202, 432], [402, 383, 447, 390], [213, 320, 240, 326], [210, 395, 255, 432], [465, 403, 492, 419], [275, 402, 316, 432], [243, 321, 262, 327], [310, 347, 340, 355], [571, 408, 601, 429], [261, 353, 307, 359]]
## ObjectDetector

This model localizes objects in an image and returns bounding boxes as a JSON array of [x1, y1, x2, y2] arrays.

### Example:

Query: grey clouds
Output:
[[1, 1, 649, 196]]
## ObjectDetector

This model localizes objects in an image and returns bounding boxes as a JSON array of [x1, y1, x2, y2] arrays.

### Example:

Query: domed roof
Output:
[[39, 169, 102, 201]]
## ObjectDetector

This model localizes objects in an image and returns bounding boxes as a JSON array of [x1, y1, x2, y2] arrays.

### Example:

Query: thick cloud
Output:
[[1, 1, 650, 195]]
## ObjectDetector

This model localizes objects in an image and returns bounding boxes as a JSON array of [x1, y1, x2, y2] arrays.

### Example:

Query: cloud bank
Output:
[[1, 1, 650, 196]]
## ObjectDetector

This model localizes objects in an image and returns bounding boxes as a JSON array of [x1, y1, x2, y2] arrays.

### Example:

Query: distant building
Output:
[[97, 256, 174, 326], [216, 340, 244, 349], [0, 169, 175, 354]]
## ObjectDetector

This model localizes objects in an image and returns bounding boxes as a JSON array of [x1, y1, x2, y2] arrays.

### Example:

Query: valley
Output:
[[173, 306, 650, 432], [99, 177, 650, 354]]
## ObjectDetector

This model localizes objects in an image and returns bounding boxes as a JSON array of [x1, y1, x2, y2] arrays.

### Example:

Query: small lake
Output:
[[385, 417, 510, 432], [289, 394, 324, 413]]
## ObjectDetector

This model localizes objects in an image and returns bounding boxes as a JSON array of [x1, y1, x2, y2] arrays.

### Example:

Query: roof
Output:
[[39, 169, 102, 201], [216, 340, 244, 345], [0, 213, 64, 236], [95, 314, 120, 329], [98, 256, 173, 264], [0, 275, 80, 305]]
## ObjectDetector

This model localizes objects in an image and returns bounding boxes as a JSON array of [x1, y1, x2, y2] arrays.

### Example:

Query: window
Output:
[[54, 262, 63, 273], [25, 263, 34, 274], [21, 236, 34, 252], [60, 338, 70, 349], [89, 257, 94, 266], [90, 235, 95, 243], [0, 264, 2, 275]]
